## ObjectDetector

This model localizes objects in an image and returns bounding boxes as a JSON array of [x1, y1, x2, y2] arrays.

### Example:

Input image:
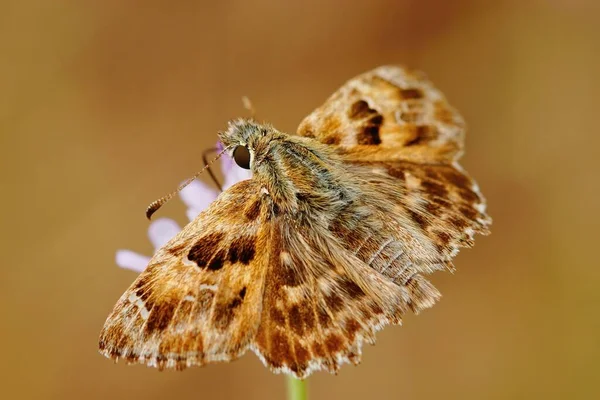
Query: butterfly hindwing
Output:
[[251, 214, 439, 378], [342, 161, 491, 271]]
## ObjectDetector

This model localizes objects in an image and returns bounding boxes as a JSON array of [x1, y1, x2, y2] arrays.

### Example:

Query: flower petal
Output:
[[219, 143, 235, 174], [116, 250, 151, 273], [223, 165, 253, 190], [147, 218, 181, 249], [186, 207, 201, 222], [179, 179, 219, 211]]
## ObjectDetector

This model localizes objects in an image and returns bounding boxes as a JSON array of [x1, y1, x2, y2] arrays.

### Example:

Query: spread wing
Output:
[[100, 65, 490, 378], [99, 178, 443, 378], [297, 64, 490, 270], [251, 209, 440, 378], [99, 180, 271, 369], [297, 65, 466, 163]]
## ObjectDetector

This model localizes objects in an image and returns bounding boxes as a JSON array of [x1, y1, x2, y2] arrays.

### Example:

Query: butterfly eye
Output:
[[233, 145, 251, 169]]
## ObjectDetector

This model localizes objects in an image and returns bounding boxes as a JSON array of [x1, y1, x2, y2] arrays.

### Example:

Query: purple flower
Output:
[[116, 150, 252, 273]]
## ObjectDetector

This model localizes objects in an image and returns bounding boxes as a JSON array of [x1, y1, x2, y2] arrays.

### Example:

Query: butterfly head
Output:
[[219, 118, 285, 171]]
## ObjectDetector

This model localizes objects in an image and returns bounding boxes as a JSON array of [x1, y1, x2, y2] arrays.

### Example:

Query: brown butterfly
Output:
[[99, 65, 491, 378]]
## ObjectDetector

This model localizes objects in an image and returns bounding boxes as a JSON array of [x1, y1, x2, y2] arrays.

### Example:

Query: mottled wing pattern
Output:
[[297, 64, 490, 271], [251, 215, 439, 377], [99, 180, 270, 369], [100, 65, 491, 378], [100, 177, 442, 377], [248, 159, 492, 378], [347, 161, 491, 272], [297, 65, 465, 163]]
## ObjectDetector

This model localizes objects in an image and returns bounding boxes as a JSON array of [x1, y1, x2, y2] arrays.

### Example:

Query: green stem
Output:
[[286, 375, 307, 400]]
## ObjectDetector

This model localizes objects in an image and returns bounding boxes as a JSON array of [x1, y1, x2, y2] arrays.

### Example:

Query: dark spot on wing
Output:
[[188, 232, 224, 269], [298, 125, 315, 138], [213, 288, 246, 330], [145, 299, 177, 335], [324, 291, 344, 312], [244, 198, 262, 221], [301, 303, 316, 330], [271, 202, 281, 217], [387, 165, 406, 181], [436, 231, 451, 246], [289, 305, 304, 335], [368, 114, 384, 127], [294, 341, 310, 366], [442, 168, 471, 189], [424, 167, 440, 180], [323, 134, 341, 145], [421, 180, 448, 198], [348, 100, 375, 120], [345, 318, 362, 341], [133, 275, 153, 305], [270, 306, 286, 328], [207, 249, 226, 271], [269, 331, 292, 367], [425, 201, 442, 216], [356, 124, 381, 145], [317, 307, 332, 327], [458, 188, 480, 203], [399, 88, 424, 99], [450, 216, 468, 230], [312, 341, 326, 357], [228, 236, 256, 265], [228, 292, 244, 310], [277, 260, 303, 287], [337, 277, 365, 298], [408, 209, 428, 229], [325, 334, 344, 353], [433, 197, 453, 209], [321, 116, 342, 138], [459, 206, 478, 221]]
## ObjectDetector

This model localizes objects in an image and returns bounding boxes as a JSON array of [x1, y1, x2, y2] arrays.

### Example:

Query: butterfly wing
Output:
[[248, 161, 491, 378], [251, 212, 441, 378], [297, 65, 465, 163], [297, 64, 490, 268], [348, 160, 490, 269], [99, 180, 271, 369], [100, 177, 437, 377]]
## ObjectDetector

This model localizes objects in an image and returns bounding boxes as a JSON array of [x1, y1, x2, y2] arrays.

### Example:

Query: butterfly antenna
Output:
[[145, 146, 229, 220], [202, 147, 223, 192]]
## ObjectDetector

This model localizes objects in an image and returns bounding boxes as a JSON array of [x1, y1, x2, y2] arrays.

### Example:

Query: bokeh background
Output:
[[2, 1, 598, 399]]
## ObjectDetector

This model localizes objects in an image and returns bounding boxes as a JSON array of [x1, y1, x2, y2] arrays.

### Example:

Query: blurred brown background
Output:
[[2, 1, 599, 399]]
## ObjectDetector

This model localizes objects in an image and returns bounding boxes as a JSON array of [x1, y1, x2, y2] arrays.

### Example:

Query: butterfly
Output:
[[99, 65, 491, 378]]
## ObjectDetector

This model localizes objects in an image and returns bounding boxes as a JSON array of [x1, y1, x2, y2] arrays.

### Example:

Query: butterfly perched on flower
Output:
[[99, 65, 491, 378]]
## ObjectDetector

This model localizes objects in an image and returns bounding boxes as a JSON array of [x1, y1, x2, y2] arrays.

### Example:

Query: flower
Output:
[[115, 148, 252, 273]]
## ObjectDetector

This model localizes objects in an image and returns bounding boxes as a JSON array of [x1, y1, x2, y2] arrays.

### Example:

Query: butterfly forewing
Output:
[[297, 65, 466, 163], [100, 180, 270, 369]]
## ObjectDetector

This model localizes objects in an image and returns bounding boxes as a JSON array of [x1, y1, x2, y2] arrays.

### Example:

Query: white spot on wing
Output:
[[182, 256, 195, 267]]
